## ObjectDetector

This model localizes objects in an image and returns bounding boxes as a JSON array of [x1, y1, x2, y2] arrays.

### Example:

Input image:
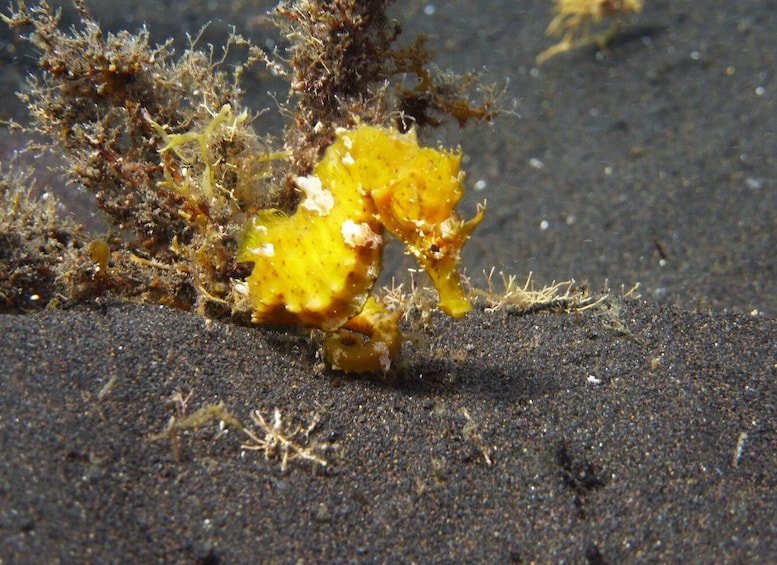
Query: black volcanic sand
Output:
[[2, 301, 776, 563], [2, 0, 777, 562]]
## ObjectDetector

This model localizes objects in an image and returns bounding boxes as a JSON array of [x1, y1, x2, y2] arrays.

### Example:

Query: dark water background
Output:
[[3, 0, 776, 316]]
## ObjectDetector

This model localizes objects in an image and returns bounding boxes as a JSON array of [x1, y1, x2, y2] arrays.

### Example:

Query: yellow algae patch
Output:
[[238, 124, 484, 373]]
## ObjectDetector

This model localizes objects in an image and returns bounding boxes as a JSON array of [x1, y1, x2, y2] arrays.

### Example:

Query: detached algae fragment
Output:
[[238, 124, 485, 373], [537, 0, 643, 64]]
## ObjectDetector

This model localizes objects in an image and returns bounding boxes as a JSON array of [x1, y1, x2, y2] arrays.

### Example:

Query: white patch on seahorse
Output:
[[440, 216, 462, 239], [341, 220, 382, 249], [248, 244, 274, 257], [294, 175, 334, 216]]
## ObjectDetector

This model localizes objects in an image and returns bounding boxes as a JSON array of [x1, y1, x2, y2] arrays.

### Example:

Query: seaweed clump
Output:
[[0, 163, 90, 311], [3, 0, 284, 314]]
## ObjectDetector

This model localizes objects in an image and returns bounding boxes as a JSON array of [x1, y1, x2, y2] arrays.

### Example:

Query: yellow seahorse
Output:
[[238, 124, 484, 373]]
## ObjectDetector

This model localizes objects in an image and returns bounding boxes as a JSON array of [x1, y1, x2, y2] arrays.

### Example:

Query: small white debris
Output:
[[376, 342, 392, 373], [587, 375, 602, 385], [529, 157, 545, 170], [474, 179, 488, 191], [233, 281, 249, 298], [733, 431, 748, 467], [424, 4, 436, 16], [540, 219, 549, 231]]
